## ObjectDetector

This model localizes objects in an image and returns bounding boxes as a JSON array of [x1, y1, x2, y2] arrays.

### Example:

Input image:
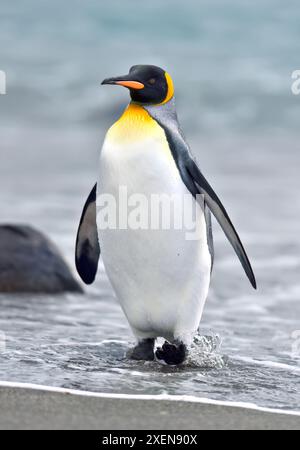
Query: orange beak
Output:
[[115, 81, 144, 90], [102, 76, 145, 90]]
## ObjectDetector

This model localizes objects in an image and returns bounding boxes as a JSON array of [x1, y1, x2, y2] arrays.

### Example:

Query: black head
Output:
[[101, 65, 174, 105]]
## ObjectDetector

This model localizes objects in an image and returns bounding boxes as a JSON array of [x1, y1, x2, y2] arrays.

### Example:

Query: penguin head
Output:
[[101, 65, 174, 105]]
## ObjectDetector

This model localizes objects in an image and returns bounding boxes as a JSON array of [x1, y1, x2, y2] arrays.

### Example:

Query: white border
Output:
[[0, 380, 299, 417]]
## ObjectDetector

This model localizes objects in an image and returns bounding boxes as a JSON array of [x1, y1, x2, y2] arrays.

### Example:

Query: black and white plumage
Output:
[[75, 65, 256, 365]]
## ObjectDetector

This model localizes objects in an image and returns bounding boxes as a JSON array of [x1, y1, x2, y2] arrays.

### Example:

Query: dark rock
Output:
[[0, 225, 83, 294]]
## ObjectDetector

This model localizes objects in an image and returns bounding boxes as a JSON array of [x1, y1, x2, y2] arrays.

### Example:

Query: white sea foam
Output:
[[0, 380, 299, 417], [186, 334, 226, 369], [234, 356, 300, 374]]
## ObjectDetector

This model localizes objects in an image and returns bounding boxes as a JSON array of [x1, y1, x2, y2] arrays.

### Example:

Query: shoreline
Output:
[[0, 381, 299, 430]]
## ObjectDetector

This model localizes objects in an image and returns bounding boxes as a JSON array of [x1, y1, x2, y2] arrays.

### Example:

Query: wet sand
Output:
[[0, 382, 299, 430]]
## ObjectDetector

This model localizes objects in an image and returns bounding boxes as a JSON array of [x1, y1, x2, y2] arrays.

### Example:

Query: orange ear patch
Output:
[[160, 72, 175, 105]]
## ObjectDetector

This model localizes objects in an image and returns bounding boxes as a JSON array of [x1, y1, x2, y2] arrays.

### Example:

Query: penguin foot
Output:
[[155, 341, 187, 365], [128, 338, 155, 361]]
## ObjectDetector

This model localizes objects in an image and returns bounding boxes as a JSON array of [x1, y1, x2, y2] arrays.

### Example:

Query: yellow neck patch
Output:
[[107, 104, 160, 144]]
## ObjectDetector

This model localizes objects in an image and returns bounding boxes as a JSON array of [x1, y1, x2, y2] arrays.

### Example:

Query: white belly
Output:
[[97, 116, 211, 344]]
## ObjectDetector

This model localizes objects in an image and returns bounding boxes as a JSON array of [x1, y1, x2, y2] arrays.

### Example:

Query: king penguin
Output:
[[75, 65, 256, 365]]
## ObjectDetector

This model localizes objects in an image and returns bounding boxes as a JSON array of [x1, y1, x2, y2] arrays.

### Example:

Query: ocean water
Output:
[[0, 0, 300, 411]]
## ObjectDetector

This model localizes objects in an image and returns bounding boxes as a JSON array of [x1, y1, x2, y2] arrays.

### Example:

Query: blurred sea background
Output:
[[0, 0, 300, 410]]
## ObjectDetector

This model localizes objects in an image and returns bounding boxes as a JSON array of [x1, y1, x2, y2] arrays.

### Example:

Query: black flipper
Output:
[[145, 103, 256, 290], [75, 184, 100, 284], [187, 159, 256, 289]]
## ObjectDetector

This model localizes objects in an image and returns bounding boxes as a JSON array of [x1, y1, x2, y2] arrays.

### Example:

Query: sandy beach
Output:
[[0, 382, 299, 430]]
